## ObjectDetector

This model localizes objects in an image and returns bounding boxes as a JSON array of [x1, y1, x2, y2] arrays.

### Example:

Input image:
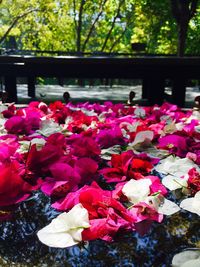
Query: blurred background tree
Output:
[[0, 0, 199, 55]]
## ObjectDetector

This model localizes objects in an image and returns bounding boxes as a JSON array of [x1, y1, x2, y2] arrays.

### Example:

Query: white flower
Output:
[[157, 198, 180, 216], [154, 156, 200, 191], [101, 145, 121, 160], [37, 204, 90, 248], [18, 138, 46, 153], [130, 130, 154, 147], [180, 191, 200, 216], [145, 195, 180, 216], [172, 249, 200, 267], [122, 179, 152, 204], [163, 122, 177, 135], [0, 104, 8, 113], [134, 107, 146, 118], [121, 175, 180, 216], [38, 119, 62, 136]]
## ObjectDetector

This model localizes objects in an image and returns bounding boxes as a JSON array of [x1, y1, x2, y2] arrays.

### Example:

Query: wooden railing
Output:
[[0, 55, 200, 106]]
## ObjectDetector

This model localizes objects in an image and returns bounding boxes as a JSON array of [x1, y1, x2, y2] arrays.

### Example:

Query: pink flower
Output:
[[5, 116, 31, 135], [101, 151, 154, 182], [74, 157, 98, 185], [41, 163, 80, 197], [129, 202, 163, 235], [187, 168, 200, 195], [41, 157, 98, 197], [67, 135, 101, 158], [0, 161, 35, 207], [146, 175, 168, 196], [158, 134, 188, 157], [52, 182, 135, 241], [26, 141, 64, 175], [96, 126, 126, 148]]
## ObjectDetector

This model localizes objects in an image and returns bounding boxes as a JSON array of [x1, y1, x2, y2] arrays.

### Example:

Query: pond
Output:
[[0, 191, 199, 267], [0, 101, 200, 267]]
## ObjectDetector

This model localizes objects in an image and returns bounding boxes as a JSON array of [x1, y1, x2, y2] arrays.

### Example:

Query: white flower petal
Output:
[[180, 191, 200, 216], [101, 145, 121, 160], [122, 179, 152, 204], [155, 156, 200, 191], [38, 119, 62, 136], [158, 198, 180, 216], [144, 195, 161, 210], [0, 104, 8, 113], [37, 225, 78, 248], [162, 175, 188, 191], [37, 204, 90, 248], [155, 156, 199, 176], [134, 107, 146, 118], [181, 259, 200, 267], [172, 249, 200, 267], [131, 130, 154, 147]]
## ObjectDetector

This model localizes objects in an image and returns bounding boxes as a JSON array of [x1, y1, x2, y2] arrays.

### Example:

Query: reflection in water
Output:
[[0, 191, 199, 267]]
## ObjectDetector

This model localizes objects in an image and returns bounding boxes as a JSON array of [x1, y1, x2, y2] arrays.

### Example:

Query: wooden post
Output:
[[142, 79, 150, 99], [4, 75, 18, 103], [147, 78, 165, 105], [27, 76, 36, 98], [172, 78, 186, 107]]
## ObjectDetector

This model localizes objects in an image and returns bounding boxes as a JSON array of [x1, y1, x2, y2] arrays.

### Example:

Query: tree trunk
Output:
[[178, 19, 189, 56], [170, 0, 199, 57], [76, 0, 85, 52]]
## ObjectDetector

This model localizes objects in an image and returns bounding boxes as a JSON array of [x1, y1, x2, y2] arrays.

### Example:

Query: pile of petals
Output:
[[0, 100, 200, 248]]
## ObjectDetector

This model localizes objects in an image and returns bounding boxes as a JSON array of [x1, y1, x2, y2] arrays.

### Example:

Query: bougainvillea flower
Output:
[[187, 140, 200, 165], [158, 134, 188, 157], [122, 179, 152, 204], [67, 135, 101, 158], [52, 185, 90, 211], [53, 182, 135, 241], [41, 157, 98, 197], [37, 119, 62, 136], [121, 178, 177, 216], [0, 140, 19, 163], [16, 107, 41, 131], [1, 100, 200, 247], [101, 150, 154, 182], [96, 126, 126, 149], [127, 158, 154, 180], [154, 156, 200, 191], [180, 191, 200, 216], [41, 163, 81, 197], [0, 161, 35, 207], [74, 157, 98, 185], [172, 249, 200, 267], [78, 187, 135, 241], [157, 198, 180, 216], [37, 203, 90, 248], [147, 175, 168, 196], [4, 116, 31, 135], [129, 202, 163, 235], [1, 104, 16, 118], [130, 130, 154, 147], [187, 168, 200, 195], [26, 141, 64, 175]]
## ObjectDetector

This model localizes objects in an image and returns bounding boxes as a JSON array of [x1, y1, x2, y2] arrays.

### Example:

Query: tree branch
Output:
[[170, 0, 181, 22], [82, 0, 108, 52], [189, 0, 199, 19], [72, 0, 78, 31], [101, 0, 125, 52], [109, 13, 133, 53], [0, 8, 39, 45], [76, 0, 86, 52]]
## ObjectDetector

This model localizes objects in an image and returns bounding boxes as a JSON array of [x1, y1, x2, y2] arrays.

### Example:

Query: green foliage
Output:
[[0, 0, 200, 54]]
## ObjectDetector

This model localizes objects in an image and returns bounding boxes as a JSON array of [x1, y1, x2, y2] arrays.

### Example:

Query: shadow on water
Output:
[[0, 191, 199, 267]]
